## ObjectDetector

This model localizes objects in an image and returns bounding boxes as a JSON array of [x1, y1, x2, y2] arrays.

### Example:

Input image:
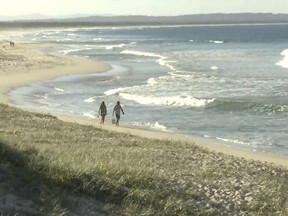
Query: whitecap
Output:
[[104, 86, 132, 96], [121, 50, 163, 58], [276, 49, 288, 69], [211, 66, 218, 70], [157, 59, 177, 72], [119, 93, 215, 108], [33, 94, 48, 99], [106, 43, 125, 50], [55, 38, 73, 42], [84, 97, 96, 103], [122, 50, 177, 73], [41, 35, 52, 39], [209, 40, 224, 44], [54, 87, 65, 92], [58, 49, 79, 55]]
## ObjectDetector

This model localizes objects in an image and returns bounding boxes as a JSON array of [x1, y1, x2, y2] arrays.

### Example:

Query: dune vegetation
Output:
[[0, 103, 287, 215]]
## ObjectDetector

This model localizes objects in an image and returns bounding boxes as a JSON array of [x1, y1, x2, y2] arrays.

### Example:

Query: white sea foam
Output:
[[168, 71, 192, 78], [121, 50, 164, 58], [216, 137, 251, 146], [57, 38, 73, 42], [132, 121, 168, 131], [121, 50, 177, 73], [148, 122, 168, 131], [84, 95, 107, 103], [58, 46, 93, 55], [276, 49, 288, 69], [158, 59, 177, 71], [147, 78, 158, 85], [104, 87, 131, 96], [112, 76, 121, 81], [33, 94, 48, 99], [83, 112, 97, 119], [54, 87, 65, 92], [211, 66, 218, 70], [106, 44, 126, 50], [41, 35, 53, 39], [84, 96, 97, 103], [119, 93, 215, 107], [209, 40, 224, 44], [84, 45, 92, 50], [85, 44, 126, 50], [58, 49, 79, 55]]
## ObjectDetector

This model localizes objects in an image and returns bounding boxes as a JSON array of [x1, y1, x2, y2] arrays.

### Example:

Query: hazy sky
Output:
[[1, 0, 288, 17]]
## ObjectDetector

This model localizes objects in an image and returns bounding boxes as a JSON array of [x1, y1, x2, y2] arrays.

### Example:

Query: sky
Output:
[[1, 0, 288, 17]]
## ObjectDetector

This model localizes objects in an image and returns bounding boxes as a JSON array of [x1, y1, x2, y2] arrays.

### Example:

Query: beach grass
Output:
[[0, 103, 288, 215]]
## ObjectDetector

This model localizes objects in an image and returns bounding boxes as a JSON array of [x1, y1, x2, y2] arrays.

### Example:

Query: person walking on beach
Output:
[[113, 101, 124, 126], [99, 101, 107, 124]]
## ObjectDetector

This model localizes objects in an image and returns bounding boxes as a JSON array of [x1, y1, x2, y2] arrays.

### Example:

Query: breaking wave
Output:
[[132, 121, 168, 131], [276, 49, 288, 69], [207, 99, 288, 114], [119, 93, 215, 107], [121, 49, 177, 72]]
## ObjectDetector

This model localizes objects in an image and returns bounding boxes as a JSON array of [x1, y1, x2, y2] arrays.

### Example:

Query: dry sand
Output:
[[0, 39, 287, 170]]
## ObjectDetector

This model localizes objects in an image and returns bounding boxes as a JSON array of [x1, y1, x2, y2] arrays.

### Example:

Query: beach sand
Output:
[[0, 39, 287, 169], [0, 40, 111, 104]]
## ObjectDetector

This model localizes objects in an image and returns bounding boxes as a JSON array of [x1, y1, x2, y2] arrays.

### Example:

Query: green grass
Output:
[[0, 103, 288, 215]]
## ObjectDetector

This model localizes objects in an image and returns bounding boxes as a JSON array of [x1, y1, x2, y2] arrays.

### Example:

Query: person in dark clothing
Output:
[[99, 101, 107, 124], [112, 101, 124, 126]]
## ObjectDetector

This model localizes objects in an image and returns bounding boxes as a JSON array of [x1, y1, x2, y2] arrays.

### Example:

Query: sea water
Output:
[[8, 24, 288, 156]]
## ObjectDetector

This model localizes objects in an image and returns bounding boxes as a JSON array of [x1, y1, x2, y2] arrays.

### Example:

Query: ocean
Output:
[[8, 24, 288, 156]]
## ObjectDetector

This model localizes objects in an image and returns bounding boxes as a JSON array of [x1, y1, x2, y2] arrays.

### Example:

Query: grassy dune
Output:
[[0, 103, 287, 215]]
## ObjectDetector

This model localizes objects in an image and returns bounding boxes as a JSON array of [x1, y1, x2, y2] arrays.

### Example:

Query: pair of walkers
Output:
[[98, 101, 124, 126]]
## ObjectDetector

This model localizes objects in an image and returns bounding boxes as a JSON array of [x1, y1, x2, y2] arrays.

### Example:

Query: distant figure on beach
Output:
[[98, 101, 107, 124], [113, 101, 124, 126], [9, 41, 14, 47]]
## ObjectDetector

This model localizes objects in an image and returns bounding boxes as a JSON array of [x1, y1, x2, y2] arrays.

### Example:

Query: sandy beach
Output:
[[0, 39, 287, 169], [0, 40, 111, 104], [1, 34, 288, 215]]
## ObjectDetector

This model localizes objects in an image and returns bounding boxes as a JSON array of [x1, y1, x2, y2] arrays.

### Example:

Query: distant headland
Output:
[[1, 13, 288, 28]]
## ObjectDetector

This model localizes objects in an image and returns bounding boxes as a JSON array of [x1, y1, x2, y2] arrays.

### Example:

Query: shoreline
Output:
[[57, 113, 288, 169], [1, 40, 287, 169], [0, 41, 111, 104]]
